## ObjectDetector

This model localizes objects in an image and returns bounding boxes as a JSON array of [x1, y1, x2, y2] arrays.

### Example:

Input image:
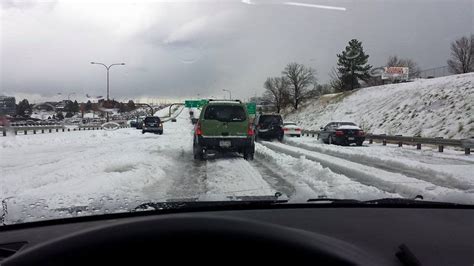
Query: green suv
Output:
[[193, 100, 255, 160]]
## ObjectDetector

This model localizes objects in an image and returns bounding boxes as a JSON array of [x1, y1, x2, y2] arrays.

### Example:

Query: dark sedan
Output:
[[142, 116, 163, 134], [318, 122, 365, 146]]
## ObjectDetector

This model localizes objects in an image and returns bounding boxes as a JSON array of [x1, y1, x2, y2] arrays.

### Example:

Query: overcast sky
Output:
[[1, 0, 472, 102]]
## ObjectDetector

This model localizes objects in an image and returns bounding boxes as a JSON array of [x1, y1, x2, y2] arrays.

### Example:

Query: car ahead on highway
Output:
[[283, 121, 302, 137], [319, 122, 365, 146], [142, 116, 163, 134], [136, 117, 144, 129], [254, 114, 284, 141], [193, 100, 254, 160]]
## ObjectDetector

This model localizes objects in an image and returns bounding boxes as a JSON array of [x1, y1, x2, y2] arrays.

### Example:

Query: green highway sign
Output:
[[246, 102, 256, 115], [185, 99, 208, 108]]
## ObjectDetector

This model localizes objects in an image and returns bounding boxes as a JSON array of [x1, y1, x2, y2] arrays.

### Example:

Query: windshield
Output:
[[0, 0, 473, 226], [204, 105, 246, 122], [259, 115, 282, 125], [144, 117, 160, 123]]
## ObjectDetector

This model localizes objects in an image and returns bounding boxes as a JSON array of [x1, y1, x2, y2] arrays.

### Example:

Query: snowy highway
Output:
[[1, 107, 474, 223]]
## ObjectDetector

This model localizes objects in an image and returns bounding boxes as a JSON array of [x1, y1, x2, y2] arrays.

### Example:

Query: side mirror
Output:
[[320, 127, 324, 130], [171, 118, 177, 122]]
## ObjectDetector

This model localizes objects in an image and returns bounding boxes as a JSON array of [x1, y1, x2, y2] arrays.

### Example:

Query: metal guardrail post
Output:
[[466, 148, 471, 155], [369, 139, 373, 144], [436, 137, 444, 152], [24, 130, 27, 135], [396, 135, 402, 147], [33, 129, 36, 134], [41, 129, 44, 134], [56, 128, 58, 132], [49, 129, 52, 133], [14, 130, 17, 135], [68, 128, 70, 132], [417, 143, 421, 149], [2, 129, 6, 137], [62, 128, 65, 132]]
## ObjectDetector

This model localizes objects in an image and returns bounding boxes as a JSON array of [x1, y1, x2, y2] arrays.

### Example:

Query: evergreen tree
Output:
[[337, 39, 372, 91], [16, 99, 32, 117], [127, 100, 136, 111], [85, 100, 93, 111], [65, 112, 73, 118], [64, 101, 73, 113], [56, 111, 64, 120], [72, 100, 80, 113]]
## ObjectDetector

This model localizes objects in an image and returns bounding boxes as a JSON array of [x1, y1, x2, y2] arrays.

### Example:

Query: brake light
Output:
[[335, 130, 344, 136], [283, 128, 289, 131], [196, 121, 202, 136], [295, 128, 301, 131], [248, 124, 254, 136], [358, 130, 365, 136]]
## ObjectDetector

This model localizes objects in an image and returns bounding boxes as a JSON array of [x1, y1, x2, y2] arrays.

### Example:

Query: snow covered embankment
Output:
[[285, 73, 474, 139]]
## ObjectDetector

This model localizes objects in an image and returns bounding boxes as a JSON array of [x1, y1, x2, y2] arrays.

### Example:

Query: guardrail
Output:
[[301, 130, 473, 155], [1, 125, 129, 137]]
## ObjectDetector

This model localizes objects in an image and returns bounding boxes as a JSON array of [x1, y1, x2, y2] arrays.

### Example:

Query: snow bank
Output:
[[285, 73, 474, 139], [255, 143, 399, 202], [261, 141, 474, 204]]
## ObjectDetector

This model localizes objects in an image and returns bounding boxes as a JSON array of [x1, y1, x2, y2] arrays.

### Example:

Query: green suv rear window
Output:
[[204, 105, 246, 122]]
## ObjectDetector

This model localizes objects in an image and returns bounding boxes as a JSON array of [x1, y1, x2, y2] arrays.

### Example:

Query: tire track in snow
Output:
[[250, 157, 296, 198], [284, 138, 474, 191], [159, 149, 208, 201], [260, 141, 474, 204], [203, 155, 276, 199], [255, 143, 398, 201]]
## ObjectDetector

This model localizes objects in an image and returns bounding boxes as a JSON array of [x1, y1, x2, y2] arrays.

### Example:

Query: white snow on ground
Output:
[[204, 158, 274, 199], [260, 140, 474, 204], [0, 107, 274, 224], [285, 73, 474, 139], [285, 137, 474, 191], [255, 143, 399, 202]]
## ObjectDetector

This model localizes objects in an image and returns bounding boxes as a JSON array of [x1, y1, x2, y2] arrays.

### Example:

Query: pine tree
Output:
[[56, 111, 64, 120], [85, 100, 93, 111], [72, 100, 80, 113], [127, 100, 136, 111], [337, 39, 372, 91], [16, 99, 32, 117]]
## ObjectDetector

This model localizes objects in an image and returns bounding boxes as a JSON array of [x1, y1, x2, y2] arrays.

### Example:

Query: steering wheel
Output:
[[4, 215, 383, 265]]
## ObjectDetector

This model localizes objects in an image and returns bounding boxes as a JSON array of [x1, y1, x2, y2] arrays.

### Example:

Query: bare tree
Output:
[[447, 35, 474, 74], [386, 55, 421, 78], [263, 77, 289, 113], [329, 67, 344, 92], [310, 83, 333, 97], [282, 63, 316, 110]]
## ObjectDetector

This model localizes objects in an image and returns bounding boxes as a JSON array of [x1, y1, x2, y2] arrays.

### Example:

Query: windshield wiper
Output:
[[306, 195, 466, 207], [134, 194, 288, 212], [363, 197, 460, 206], [306, 198, 362, 204]]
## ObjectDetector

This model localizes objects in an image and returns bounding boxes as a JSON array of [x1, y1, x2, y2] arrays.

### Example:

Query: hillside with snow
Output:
[[284, 73, 474, 139]]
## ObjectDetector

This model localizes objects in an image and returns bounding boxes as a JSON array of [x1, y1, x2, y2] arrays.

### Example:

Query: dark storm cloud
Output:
[[0, 0, 472, 101]]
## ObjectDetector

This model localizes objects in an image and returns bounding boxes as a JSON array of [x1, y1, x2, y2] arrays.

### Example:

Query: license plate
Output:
[[348, 137, 355, 141], [219, 140, 231, 147]]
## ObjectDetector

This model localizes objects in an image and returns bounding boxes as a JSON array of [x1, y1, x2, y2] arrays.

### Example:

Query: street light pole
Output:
[[91, 62, 125, 121], [223, 89, 232, 100]]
